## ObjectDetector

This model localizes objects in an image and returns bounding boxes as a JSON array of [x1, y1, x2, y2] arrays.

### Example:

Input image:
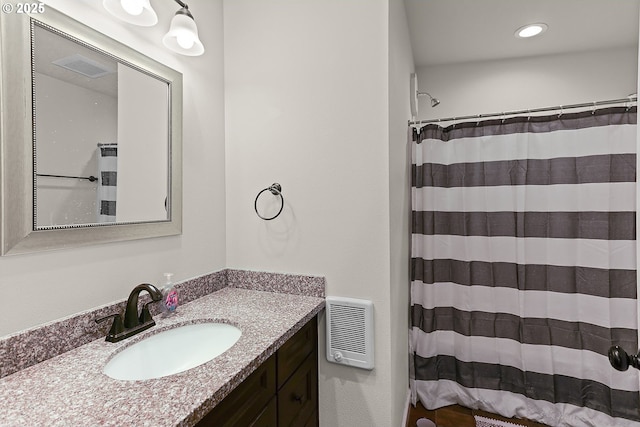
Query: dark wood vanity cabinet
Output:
[[196, 316, 318, 427], [276, 317, 318, 427]]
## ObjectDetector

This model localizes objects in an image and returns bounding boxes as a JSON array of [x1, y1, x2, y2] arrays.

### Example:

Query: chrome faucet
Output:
[[96, 283, 163, 343]]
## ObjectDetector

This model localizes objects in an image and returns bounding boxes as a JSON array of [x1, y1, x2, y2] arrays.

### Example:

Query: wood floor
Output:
[[406, 401, 549, 427]]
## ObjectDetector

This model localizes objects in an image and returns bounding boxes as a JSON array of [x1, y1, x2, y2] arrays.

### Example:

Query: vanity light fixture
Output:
[[162, 0, 205, 56], [102, 0, 158, 27], [515, 23, 548, 39], [102, 0, 204, 56]]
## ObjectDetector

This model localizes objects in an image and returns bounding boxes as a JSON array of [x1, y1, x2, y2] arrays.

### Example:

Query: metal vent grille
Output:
[[329, 305, 366, 354], [52, 54, 113, 78]]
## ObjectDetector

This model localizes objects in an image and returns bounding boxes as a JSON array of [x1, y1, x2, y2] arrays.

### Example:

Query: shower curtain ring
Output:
[[254, 183, 284, 220]]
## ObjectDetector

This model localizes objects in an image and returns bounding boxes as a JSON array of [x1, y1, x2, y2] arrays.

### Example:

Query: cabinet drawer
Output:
[[196, 355, 276, 427], [277, 350, 318, 427], [277, 317, 317, 387]]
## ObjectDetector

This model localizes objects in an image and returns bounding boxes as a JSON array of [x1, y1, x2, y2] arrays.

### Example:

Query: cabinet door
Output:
[[196, 355, 276, 427], [277, 350, 318, 427], [250, 398, 277, 427], [301, 411, 319, 427], [277, 317, 317, 388]]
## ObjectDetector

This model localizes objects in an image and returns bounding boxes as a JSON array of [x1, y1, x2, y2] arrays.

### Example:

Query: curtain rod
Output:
[[408, 96, 637, 127]]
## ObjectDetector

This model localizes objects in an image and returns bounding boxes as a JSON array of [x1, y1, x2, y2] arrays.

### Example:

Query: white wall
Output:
[[35, 72, 116, 226], [224, 0, 413, 426], [415, 47, 638, 122], [0, 0, 226, 336], [389, 0, 415, 424], [117, 64, 169, 223]]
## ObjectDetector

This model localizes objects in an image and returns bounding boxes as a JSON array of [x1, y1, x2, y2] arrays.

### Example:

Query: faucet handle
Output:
[[139, 301, 156, 325], [96, 313, 124, 341]]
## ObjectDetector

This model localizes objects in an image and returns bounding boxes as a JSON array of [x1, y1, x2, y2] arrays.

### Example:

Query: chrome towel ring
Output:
[[254, 183, 284, 220]]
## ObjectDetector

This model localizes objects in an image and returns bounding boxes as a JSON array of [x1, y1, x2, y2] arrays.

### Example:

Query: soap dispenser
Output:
[[161, 272, 179, 315]]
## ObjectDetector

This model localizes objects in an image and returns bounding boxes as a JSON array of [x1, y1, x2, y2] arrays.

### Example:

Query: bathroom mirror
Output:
[[0, 7, 183, 255]]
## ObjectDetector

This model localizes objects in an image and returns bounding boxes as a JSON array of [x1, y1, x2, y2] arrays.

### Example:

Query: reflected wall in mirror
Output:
[[32, 22, 170, 228], [0, 7, 183, 255]]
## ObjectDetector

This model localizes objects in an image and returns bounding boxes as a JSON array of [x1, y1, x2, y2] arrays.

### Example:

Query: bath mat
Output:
[[474, 415, 524, 427]]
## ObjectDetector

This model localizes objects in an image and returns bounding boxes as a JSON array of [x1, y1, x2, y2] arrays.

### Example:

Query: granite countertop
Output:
[[0, 287, 325, 427]]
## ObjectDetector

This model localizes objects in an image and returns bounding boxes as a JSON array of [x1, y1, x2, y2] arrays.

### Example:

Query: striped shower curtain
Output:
[[97, 143, 117, 222], [409, 107, 639, 427]]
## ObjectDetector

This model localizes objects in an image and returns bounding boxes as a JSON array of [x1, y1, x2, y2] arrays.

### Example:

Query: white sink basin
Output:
[[103, 322, 241, 381]]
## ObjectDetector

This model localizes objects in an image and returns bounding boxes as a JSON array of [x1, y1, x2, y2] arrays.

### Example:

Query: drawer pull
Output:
[[292, 393, 303, 404]]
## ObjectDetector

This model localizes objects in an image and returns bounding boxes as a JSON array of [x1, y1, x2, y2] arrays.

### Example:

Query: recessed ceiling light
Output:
[[515, 23, 548, 38]]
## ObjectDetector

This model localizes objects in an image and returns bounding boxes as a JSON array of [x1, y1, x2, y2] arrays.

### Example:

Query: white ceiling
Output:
[[405, 0, 640, 67], [34, 24, 118, 98]]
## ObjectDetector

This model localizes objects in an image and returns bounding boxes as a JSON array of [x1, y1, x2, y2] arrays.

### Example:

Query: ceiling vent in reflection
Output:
[[52, 54, 114, 78]]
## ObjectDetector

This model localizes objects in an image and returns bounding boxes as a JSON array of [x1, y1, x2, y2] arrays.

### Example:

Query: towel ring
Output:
[[254, 183, 284, 220]]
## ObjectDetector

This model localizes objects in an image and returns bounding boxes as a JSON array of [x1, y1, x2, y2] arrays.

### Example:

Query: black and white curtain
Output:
[[97, 143, 117, 223], [409, 107, 639, 426]]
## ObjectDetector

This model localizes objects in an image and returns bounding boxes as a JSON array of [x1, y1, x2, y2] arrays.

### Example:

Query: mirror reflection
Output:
[[32, 22, 170, 229]]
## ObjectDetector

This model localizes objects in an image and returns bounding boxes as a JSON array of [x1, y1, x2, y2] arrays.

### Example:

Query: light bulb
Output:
[[515, 23, 548, 39], [176, 32, 195, 49], [518, 25, 542, 38], [121, 0, 144, 16]]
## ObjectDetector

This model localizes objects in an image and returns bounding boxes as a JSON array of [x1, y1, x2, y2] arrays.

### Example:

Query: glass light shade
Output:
[[103, 0, 158, 26], [121, 0, 144, 16], [162, 12, 205, 56]]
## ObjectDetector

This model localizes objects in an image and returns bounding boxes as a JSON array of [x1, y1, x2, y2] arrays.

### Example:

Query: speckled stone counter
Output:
[[0, 287, 325, 427]]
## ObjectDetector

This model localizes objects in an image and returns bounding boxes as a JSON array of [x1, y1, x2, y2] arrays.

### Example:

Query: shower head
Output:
[[418, 91, 440, 108]]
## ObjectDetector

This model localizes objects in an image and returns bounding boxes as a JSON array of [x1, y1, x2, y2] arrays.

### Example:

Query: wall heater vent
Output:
[[326, 296, 374, 370]]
